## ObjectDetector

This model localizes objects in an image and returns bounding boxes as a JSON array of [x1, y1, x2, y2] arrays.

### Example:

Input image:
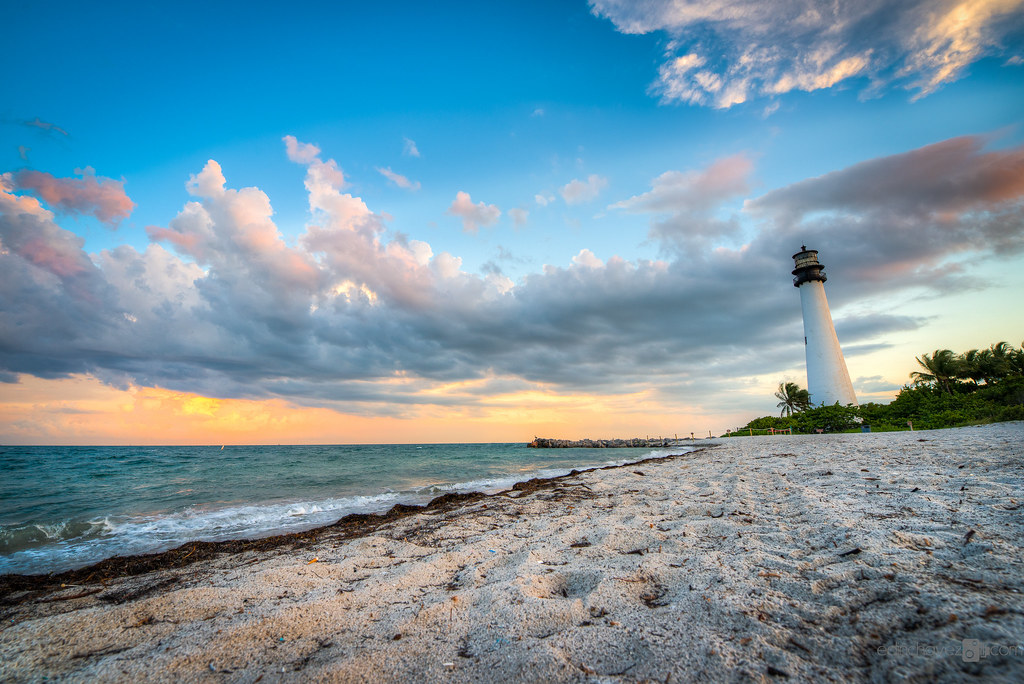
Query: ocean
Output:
[[0, 442, 691, 576]]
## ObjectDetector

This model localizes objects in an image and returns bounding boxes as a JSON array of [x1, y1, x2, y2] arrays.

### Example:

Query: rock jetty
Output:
[[527, 437, 676, 448]]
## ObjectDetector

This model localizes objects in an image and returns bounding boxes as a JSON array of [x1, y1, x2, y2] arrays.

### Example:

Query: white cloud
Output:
[[403, 137, 421, 158], [611, 155, 753, 252], [611, 154, 751, 214], [535, 193, 555, 206], [185, 159, 227, 198], [377, 167, 421, 191], [508, 207, 529, 226], [446, 191, 501, 234], [7, 134, 1024, 421], [560, 174, 609, 205], [590, 0, 1024, 107], [571, 248, 604, 268]]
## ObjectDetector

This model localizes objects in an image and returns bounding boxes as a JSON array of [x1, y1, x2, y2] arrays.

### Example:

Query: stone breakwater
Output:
[[527, 437, 677, 448]]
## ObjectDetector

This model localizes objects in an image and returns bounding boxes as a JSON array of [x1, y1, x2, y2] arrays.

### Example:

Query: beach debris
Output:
[[307, 557, 319, 564], [964, 529, 977, 544], [984, 605, 1008, 618], [640, 585, 669, 607], [37, 587, 103, 603], [569, 538, 591, 548], [634, 470, 646, 476], [707, 510, 724, 518], [127, 615, 156, 628], [70, 644, 131, 660], [625, 548, 646, 555], [911, 487, 920, 492], [766, 664, 791, 678], [837, 547, 861, 557], [787, 637, 811, 653]]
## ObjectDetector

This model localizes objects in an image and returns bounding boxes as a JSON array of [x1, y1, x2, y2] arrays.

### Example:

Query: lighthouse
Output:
[[792, 246, 858, 407]]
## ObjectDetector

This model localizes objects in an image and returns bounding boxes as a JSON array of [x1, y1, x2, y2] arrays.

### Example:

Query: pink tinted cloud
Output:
[[11, 167, 135, 225], [0, 183, 92, 278], [447, 191, 500, 233], [283, 135, 321, 164], [377, 167, 421, 191], [611, 154, 752, 213], [747, 136, 1024, 218]]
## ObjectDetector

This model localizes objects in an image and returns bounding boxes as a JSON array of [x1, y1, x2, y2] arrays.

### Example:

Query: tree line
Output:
[[729, 340, 1024, 436]]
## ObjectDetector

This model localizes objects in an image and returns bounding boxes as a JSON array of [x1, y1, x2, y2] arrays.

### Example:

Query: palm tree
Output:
[[776, 381, 811, 417], [958, 349, 983, 384], [1010, 341, 1024, 376], [910, 349, 958, 394], [986, 341, 1013, 382]]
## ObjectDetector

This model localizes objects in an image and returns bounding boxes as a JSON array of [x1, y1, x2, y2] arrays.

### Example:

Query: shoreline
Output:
[[0, 447, 708, 596], [1, 442, 696, 578], [2, 424, 1022, 682]]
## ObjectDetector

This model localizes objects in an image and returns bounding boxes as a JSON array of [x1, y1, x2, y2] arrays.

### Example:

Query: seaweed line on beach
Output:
[[0, 446, 713, 604]]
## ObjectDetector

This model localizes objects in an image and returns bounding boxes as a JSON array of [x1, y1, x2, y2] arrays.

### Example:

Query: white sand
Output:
[[2, 422, 1023, 682]]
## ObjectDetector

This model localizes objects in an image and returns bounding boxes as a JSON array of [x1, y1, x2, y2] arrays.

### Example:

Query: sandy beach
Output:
[[2, 422, 1023, 682]]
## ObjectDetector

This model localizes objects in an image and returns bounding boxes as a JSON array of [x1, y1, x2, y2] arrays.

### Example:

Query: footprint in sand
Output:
[[520, 570, 602, 600]]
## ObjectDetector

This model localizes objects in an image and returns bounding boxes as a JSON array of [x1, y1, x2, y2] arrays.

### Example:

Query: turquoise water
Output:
[[0, 443, 688, 575]]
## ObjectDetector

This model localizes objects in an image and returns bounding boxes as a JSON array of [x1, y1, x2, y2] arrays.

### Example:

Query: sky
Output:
[[2, 0, 1024, 444]]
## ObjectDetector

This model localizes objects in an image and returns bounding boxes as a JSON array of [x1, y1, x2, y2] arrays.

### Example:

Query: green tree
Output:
[[985, 341, 1013, 382], [958, 348, 984, 385], [910, 349, 958, 395], [1010, 341, 1024, 376], [793, 403, 861, 433], [775, 381, 811, 417]]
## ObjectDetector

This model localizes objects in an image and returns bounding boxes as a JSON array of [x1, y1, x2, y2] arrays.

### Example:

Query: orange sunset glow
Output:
[[0, 374, 710, 445]]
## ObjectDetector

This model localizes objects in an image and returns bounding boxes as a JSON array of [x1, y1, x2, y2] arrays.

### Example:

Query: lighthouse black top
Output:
[[792, 246, 827, 287]]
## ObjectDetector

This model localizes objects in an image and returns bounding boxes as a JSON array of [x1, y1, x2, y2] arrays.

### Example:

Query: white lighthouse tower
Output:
[[792, 246, 858, 407]]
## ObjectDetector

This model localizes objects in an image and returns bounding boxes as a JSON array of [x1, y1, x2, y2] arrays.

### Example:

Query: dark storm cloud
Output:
[[1, 135, 1020, 412]]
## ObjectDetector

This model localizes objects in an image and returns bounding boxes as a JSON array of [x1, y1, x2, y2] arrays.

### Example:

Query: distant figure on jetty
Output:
[[528, 437, 675, 448]]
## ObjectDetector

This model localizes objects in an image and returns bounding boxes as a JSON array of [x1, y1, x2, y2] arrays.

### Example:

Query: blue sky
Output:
[[2, 0, 1024, 443]]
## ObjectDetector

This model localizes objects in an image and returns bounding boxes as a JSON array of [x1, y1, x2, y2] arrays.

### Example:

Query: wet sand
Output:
[[2, 422, 1023, 682]]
